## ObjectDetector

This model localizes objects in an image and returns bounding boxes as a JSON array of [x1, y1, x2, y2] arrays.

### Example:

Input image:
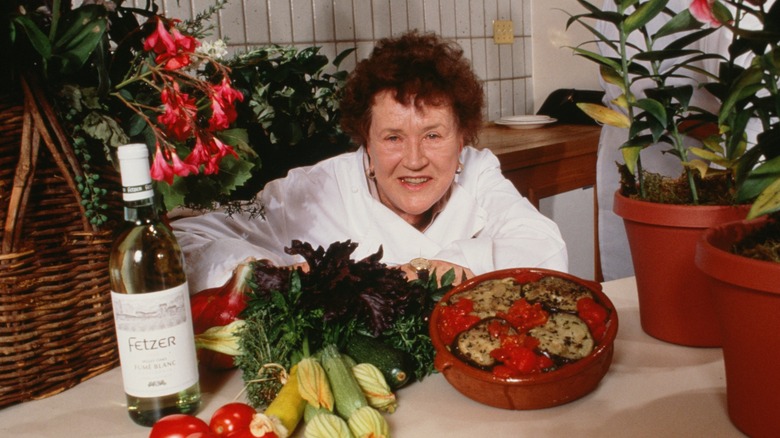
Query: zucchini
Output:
[[320, 344, 368, 420], [345, 334, 413, 390]]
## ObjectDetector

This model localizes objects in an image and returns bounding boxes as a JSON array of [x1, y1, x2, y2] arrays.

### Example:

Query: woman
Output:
[[173, 31, 567, 292]]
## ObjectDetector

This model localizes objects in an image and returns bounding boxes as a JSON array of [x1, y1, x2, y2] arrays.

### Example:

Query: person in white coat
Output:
[[173, 31, 568, 292]]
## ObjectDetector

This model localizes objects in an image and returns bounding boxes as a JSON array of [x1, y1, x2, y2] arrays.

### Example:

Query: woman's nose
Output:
[[403, 141, 428, 169]]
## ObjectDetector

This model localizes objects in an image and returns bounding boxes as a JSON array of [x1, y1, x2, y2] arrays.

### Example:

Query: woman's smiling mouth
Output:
[[401, 176, 430, 185]]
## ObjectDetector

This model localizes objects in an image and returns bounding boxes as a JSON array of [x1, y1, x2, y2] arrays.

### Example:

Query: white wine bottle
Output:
[[109, 143, 201, 426]]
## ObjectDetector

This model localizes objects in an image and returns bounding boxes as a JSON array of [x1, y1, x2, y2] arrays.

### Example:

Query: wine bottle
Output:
[[109, 143, 201, 426]]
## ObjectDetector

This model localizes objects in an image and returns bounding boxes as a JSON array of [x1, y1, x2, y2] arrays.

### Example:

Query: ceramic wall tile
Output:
[[243, 0, 270, 45], [354, 1, 374, 40], [292, 0, 315, 42], [372, 0, 393, 39], [407, 0, 426, 32], [334, 0, 356, 40], [171, 0, 534, 122], [438, 0, 457, 38], [313, 0, 335, 41], [268, 0, 293, 43], [497, 79, 511, 117], [389, 0, 409, 35], [219, 0, 247, 47], [423, 0, 441, 33], [470, 0, 486, 37]]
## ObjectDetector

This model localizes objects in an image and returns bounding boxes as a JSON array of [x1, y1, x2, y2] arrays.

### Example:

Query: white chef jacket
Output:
[[173, 146, 568, 292]]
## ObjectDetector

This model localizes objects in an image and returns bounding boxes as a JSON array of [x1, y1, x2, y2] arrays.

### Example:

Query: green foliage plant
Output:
[[565, 0, 777, 209], [225, 45, 356, 200]]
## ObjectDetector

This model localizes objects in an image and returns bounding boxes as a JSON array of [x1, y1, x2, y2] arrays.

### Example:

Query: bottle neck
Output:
[[117, 144, 158, 224], [123, 195, 159, 224]]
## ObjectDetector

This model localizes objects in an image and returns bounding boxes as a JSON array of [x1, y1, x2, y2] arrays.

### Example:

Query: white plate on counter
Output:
[[495, 115, 557, 129]]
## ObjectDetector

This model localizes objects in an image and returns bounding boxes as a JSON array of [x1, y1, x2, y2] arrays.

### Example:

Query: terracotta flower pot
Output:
[[613, 191, 750, 346], [695, 216, 780, 438]]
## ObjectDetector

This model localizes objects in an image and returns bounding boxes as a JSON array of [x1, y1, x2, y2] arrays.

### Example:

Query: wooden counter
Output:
[[476, 123, 601, 208]]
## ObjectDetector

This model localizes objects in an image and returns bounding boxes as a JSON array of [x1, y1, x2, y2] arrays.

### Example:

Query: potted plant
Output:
[[4, 0, 261, 216], [691, 1, 780, 435], [566, 0, 757, 346]]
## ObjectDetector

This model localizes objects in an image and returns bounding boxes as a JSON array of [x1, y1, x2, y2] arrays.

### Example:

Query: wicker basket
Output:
[[0, 75, 122, 408]]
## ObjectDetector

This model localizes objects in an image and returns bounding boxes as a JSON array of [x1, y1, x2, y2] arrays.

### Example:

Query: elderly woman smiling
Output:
[[172, 31, 567, 292]]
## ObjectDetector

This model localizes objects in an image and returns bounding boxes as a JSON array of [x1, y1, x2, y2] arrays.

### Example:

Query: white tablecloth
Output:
[[0, 276, 744, 437]]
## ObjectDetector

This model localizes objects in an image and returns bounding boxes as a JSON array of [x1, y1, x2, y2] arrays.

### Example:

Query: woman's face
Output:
[[366, 90, 464, 229]]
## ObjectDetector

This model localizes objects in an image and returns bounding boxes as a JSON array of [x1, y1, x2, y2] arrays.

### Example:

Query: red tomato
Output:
[[210, 403, 257, 437], [577, 297, 609, 342], [439, 298, 481, 344], [149, 414, 214, 438], [497, 298, 548, 332]]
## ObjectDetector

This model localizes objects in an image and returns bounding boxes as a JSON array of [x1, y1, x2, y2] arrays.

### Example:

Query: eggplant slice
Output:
[[451, 317, 515, 369], [521, 276, 594, 312], [448, 278, 523, 319], [529, 313, 594, 360]]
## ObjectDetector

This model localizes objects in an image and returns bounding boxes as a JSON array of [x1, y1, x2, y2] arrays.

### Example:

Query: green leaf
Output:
[[621, 144, 643, 175], [634, 98, 667, 126], [51, 6, 108, 74], [738, 155, 780, 203], [13, 16, 52, 60], [570, 46, 624, 72], [623, 0, 668, 34], [80, 112, 131, 147], [332, 48, 356, 68], [633, 49, 700, 62], [654, 9, 702, 39], [719, 65, 764, 125], [157, 179, 187, 212], [747, 178, 780, 219], [576, 103, 631, 128], [689, 146, 723, 162], [664, 27, 717, 52], [600, 65, 626, 92]]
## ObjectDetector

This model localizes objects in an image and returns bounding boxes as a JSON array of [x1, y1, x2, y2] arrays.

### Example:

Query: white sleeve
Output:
[[172, 181, 297, 293], [433, 148, 568, 275]]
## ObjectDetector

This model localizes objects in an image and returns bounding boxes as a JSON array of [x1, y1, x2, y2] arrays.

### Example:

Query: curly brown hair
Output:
[[340, 30, 484, 147]]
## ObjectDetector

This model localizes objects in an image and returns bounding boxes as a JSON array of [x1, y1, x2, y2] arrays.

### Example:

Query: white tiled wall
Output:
[[156, 0, 534, 121]]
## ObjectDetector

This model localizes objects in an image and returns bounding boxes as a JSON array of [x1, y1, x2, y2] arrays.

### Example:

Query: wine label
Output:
[[111, 284, 199, 398]]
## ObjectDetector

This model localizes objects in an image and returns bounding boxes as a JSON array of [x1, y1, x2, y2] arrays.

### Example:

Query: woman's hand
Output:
[[398, 259, 474, 285]]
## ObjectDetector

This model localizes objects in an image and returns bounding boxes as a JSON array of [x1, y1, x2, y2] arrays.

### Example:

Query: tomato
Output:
[[439, 298, 481, 344], [210, 402, 257, 437], [577, 297, 609, 342], [497, 298, 548, 332], [149, 414, 215, 438]]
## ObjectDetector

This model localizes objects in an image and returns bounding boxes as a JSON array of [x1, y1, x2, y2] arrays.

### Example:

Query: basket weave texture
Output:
[[0, 76, 122, 408]]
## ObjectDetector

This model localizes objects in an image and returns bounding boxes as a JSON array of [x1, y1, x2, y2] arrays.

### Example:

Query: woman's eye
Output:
[[386, 135, 400, 142], [426, 133, 441, 140]]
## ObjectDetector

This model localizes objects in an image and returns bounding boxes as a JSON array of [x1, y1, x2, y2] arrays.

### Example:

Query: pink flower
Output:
[[208, 78, 244, 131], [689, 0, 723, 27], [170, 150, 199, 178], [143, 18, 200, 70], [185, 135, 211, 168], [158, 83, 197, 141], [208, 98, 230, 131], [144, 19, 177, 56], [150, 146, 175, 184], [211, 135, 238, 160]]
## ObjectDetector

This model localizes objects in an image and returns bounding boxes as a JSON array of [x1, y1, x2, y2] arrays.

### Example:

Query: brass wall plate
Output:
[[493, 20, 514, 44]]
